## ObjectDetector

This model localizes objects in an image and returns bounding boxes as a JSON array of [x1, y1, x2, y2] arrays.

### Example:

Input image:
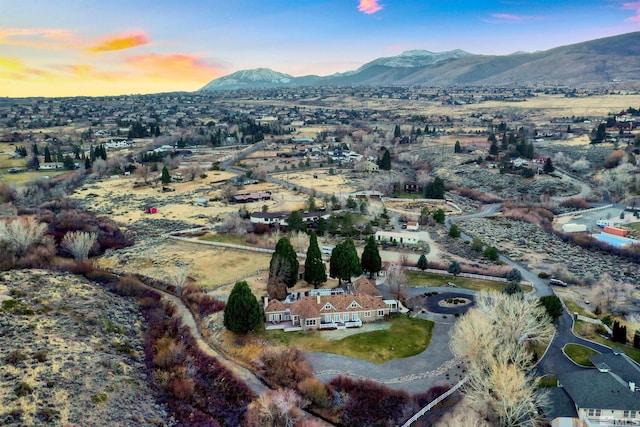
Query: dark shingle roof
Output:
[[589, 352, 640, 385], [541, 387, 578, 420], [558, 369, 640, 410]]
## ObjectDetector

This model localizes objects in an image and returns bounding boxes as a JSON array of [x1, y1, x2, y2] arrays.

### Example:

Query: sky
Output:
[[1, 0, 639, 97]]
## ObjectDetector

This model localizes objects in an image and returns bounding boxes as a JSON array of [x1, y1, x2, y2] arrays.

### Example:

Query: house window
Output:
[[377, 310, 384, 316], [305, 319, 316, 326], [352, 313, 358, 321], [624, 410, 637, 418], [587, 409, 601, 417], [364, 311, 371, 318], [324, 314, 332, 323]]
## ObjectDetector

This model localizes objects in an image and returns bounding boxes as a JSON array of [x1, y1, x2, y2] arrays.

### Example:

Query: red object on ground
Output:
[[603, 226, 628, 237]]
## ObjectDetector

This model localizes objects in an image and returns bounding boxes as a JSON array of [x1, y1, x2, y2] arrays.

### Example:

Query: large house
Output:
[[264, 277, 394, 332], [550, 351, 640, 427], [250, 210, 330, 228]]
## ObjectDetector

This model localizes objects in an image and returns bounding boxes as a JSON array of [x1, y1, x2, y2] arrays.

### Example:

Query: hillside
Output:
[[0, 270, 172, 426], [200, 31, 640, 90]]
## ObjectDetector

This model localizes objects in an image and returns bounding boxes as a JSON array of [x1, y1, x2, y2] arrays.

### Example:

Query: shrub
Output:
[[538, 271, 551, 279], [115, 276, 145, 297], [15, 381, 34, 397], [5, 350, 28, 365], [33, 350, 48, 363], [329, 376, 409, 427], [559, 197, 590, 210], [259, 347, 313, 389], [298, 377, 329, 408], [84, 269, 118, 284], [90, 392, 108, 404]]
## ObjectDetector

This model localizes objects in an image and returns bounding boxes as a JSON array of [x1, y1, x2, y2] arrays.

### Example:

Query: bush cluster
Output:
[[328, 376, 409, 427], [259, 347, 313, 390], [138, 289, 254, 426]]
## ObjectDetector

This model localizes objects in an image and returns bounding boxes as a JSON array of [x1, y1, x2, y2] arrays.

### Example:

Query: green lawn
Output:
[[406, 271, 532, 293], [563, 343, 598, 367], [628, 222, 640, 232], [535, 374, 558, 388], [587, 335, 640, 364], [560, 297, 594, 318], [264, 315, 434, 364]]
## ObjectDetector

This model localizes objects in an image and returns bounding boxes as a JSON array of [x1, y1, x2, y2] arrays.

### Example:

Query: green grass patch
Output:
[[627, 222, 640, 232], [582, 334, 640, 364], [535, 374, 558, 388], [390, 192, 425, 199], [563, 343, 598, 367], [560, 296, 594, 318], [406, 271, 532, 293], [198, 233, 253, 245], [264, 315, 433, 364]]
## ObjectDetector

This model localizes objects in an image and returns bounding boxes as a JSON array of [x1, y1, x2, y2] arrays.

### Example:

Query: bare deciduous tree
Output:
[[436, 399, 490, 427], [168, 266, 189, 295], [290, 230, 309, 253], [0, 216, 49, 256], [387, 263, 407, 302], [451, 292, 553, 427], [218, 214, 250, 237], [61, 231, 98, 263], [135, 164, 151, 184]]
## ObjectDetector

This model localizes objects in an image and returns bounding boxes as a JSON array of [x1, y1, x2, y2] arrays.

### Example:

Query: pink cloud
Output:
[[125, 53, 223, 82], [482, 13, 541, 24], [622, 1, 640, 22], [0, 28, 78, 49], [358, 0, 383, 15]]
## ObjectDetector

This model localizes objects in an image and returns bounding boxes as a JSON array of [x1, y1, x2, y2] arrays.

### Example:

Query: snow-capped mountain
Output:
[[199, 32, 640, 90], [200, 68, 295, 91], [356, 49, 472, 70]]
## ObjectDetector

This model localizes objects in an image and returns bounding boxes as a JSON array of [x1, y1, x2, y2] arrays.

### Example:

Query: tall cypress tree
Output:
[[361, 235, 382, 278], [380, 149, 392, 170], [44, 145, 52, 163], [161, 166, 171, 185], [223, 281, 262, 333], [269, 237, 299, 288], [304, 232, 326, 288]]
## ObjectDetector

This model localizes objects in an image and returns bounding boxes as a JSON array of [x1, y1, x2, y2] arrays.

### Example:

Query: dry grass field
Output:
[[0, 270, 170, 426]]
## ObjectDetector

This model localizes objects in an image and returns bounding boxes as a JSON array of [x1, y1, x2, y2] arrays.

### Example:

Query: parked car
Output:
[[549, 278, 568, 287]]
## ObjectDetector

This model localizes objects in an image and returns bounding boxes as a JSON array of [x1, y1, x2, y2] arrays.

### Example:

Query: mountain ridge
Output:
[[199, 32, 640, 91]]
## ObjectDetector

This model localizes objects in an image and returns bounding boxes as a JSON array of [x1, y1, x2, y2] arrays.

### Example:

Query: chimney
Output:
[[317, 295, 321, 305], [263, 295, 269, 309], [630, 382, 636, 392]]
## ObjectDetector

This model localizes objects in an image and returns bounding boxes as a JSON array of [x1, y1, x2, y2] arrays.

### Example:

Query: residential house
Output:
[[406, 221, 419, 231], [250, 210, 330, 228], [264, 277, 392, 332], [375, 230, 420, 246], [552, 351, 640, 426], [232, 192, 272, 203]]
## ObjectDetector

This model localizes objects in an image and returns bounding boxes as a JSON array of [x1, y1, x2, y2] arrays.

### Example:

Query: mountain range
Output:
[[199, 31, 640, 91]]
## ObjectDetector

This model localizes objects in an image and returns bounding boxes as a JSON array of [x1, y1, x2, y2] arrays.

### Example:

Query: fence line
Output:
[[401, 377, 468, 427]]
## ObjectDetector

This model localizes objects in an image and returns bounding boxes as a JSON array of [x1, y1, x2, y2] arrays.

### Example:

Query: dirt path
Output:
[[138, 282, 334, 426]]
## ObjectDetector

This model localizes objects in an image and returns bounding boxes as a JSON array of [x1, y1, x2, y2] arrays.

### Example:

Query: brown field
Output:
[[271, 169, 361, 196]]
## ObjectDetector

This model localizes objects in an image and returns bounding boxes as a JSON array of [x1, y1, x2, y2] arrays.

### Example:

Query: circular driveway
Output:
[[421, 292, 476, 315]]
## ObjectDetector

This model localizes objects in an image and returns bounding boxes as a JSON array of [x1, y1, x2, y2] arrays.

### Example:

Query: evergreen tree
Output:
[[454, 140, 461, 153], [432, 209, 445, 224], [447, 261, 462, 277], [329, 239, 362, 285], [316, 217, 327, 236], [393, 124, 401, 138], [304, 232, 326, 288], [543, 157, 555, 174], [506, 268, 523, 284], [161, 166, 171, 185], [84, 157, 91, 170], [424, 177, 445, 199], [287, 210, 306, 232], [360, 235, 382, 278], [525, 143, 535, 159], [380, 149, 392, 170], [31, 143, 38, 156], [483, 246, 499, 261], [489, 139, 499, 156], [223, 281, 262, 333], [503, 282, 523, 295], [269, 237, 299, 288], [63, 155, 75, 170], [449, 224, 461, 238], [26, 153, 40, 170], [44, 145, 52, 163], [417, 254, 428, 270], [56, 150, 64, 163], [539, 295, 563, 321]]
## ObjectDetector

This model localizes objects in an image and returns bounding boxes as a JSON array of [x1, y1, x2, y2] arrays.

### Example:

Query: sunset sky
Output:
[[1, 0, 639, 97]]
